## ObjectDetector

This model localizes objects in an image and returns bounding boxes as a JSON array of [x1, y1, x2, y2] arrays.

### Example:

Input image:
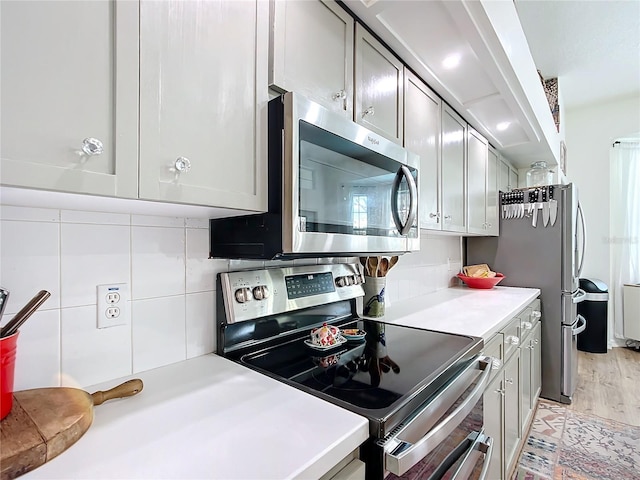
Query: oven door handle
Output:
[[452, 433, 493, 480], [391, 165, 418, 236], [382, 356, 492, 476]]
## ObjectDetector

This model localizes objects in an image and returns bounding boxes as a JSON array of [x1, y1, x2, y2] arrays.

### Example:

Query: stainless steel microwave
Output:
[[210, 92, 419, 259]]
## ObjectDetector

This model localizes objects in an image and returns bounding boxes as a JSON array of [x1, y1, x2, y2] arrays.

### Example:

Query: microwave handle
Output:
[[391, 165, 418, 236], [383, 356, 492, 476]]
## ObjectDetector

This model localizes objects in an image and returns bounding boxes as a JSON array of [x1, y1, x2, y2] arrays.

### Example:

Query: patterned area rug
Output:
[[513, 400, 640, 480]]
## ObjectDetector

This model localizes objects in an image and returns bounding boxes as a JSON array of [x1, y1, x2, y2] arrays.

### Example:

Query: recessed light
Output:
[[442, 54, 461, 70], [496, 122, 511, 131]]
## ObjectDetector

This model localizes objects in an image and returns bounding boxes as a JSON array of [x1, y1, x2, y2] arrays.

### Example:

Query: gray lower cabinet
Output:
[[483, 298, 541, 480]]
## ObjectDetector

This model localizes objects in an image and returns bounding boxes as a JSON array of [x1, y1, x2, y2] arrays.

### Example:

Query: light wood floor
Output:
[[569, 346, 640, 426]]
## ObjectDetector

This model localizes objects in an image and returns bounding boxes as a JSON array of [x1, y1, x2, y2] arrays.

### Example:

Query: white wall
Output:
[[0, 203, 460, 391], [564, 92, 640, 345]]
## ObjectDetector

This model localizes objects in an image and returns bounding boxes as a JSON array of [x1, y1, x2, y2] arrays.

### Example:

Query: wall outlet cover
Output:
[[97, 283, 129, 329]]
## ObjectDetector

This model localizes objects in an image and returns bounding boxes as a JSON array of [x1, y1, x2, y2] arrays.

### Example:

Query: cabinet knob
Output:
[[444, 215, 452, 221], [495, 388, 505, 397], [332, 90, 346, 100], [487, 223, 492, 228], [531, 311, 542, 319], [174, 156, 192, 173], [492, 358, 502, 370], [505, 378, 514, 385], [81, 137, 104, 156], [429, 212, 440, 219], [362, 106, 375, 117], [522, 321, 533, 330], [533, 339, 539, 345], [506, 335, 520, 346]]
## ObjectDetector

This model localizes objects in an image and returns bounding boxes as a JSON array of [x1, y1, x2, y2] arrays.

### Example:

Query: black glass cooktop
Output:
[[236, 318, 482, 426]]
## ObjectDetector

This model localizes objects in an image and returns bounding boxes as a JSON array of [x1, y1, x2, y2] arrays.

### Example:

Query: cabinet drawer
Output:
[[502, 318, 521, 360], [484, 333, 504, 380], [521, 299, 541, 341]]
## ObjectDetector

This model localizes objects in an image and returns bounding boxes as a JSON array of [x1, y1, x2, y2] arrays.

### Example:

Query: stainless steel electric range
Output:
[[216, 263, 494, 480]]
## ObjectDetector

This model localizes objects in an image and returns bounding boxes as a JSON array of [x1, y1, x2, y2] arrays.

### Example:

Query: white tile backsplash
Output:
[[60, 305, 132, 387], [131, 226, 185, 299], [132, 296, 186, 373], [0, 219, 60, 314], [60, 223, 130, 308], [0, 205, 459, 390]]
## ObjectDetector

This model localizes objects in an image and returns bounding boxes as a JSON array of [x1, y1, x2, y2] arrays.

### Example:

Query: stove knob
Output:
[[252, 285, 269, 300], [351, 275, 360, 285], [234, 288, 252, 303], [345, 276, 354, 286], [335, 276, 346, 287]]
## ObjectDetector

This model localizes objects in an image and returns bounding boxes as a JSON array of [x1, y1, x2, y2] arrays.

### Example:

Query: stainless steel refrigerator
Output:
[[467, 183, 586, 404]]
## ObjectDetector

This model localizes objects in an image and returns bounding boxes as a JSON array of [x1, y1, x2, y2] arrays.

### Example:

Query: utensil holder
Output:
[[362, 276, 386, 318], [0, 331, 19, 420]]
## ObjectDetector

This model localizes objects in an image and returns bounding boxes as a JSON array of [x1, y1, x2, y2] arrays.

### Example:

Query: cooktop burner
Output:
[[236, 319, 480, 419]]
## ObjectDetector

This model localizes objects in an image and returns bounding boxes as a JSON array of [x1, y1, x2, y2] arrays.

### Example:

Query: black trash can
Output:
[[577, 278, 609, 353]]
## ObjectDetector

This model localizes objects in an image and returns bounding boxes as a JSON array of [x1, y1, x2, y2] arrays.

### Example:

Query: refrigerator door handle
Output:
[[573, 315, 587, 335], [576, 202, 587, 279], [572, 288, 587, 304]]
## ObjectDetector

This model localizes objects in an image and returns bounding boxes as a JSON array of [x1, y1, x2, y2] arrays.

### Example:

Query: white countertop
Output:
[[23, 355, 369, 480], [382, 286, 540, 340], [22, 286, 539, 479]]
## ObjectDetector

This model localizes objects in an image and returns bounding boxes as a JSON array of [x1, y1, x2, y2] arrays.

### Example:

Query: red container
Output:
[[457, 273, 505, 289], [0, 331, 19, 420]]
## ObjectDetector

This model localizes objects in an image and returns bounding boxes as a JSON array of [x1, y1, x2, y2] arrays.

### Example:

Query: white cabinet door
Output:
[[486, 146, 499, 236], [0, 0, 139, 198], [139, 0, 268, 212], [521, 336, 533, 431], [355, 24, 404, 144], [404, 71, 441, 230], [270, 0, 354, 117], [484, 373, 505, 480], [503, 350, 522, 476], [440, 105, 466, 233], [532, 321, 542, 403], [467, 127, 488, 234], [498, 157, 511, 193], [509, 167, 519, 191]]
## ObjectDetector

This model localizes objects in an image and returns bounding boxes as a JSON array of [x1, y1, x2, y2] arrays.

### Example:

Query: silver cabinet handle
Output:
[[533, 339, 539, 345], [174, 156, 192, 173], [522, 321, 533, 330], [531, 311, 542, 319], [506, 335, 520, 346], [362, 106, 375, 117], [491, 358, 502, 370], [383, 356, 492, 476], [429, 212, 440, 219], [444, 215, 452, 221], [487, 223, 492, 228], [505, 378, 514, 385], [495, 388, 505, 397], [332, 90, 346, 100], [81, 137, 104, 156]]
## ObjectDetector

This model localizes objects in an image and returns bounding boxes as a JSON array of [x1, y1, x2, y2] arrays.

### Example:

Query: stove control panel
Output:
[[220, 263, 364, 324]]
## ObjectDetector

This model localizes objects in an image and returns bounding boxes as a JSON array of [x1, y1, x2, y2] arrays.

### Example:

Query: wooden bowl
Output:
[[457, 273, 505, 289]]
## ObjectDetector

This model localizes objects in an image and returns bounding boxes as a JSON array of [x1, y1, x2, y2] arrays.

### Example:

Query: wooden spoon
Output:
[[388, 256, 399, 271], [359, 257, 369, 276], [367, 257, 378, 277], [379, 257, 389, 277]]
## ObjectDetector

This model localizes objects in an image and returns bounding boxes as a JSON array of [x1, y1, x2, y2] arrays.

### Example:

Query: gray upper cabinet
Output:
[[269, 0, 354, 117], [440, 105, 466, 233], [467, 127, 488, 235], [0, 0, 139, 198], [355, 24, 404, 144], [404, 71, 441, 230], [139, 0, 268, 212]]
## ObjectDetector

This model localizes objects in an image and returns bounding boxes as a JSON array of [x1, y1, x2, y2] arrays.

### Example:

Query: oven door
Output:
[[380, 356, 493, 480], [282, 92, 419, 255]]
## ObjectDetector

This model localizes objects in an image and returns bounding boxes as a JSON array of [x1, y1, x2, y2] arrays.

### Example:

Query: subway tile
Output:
[[132, 296, 186, 373], [131, 226, 185, 299], [131, 215, 185, 228], [0, 220, 60, 314], [186, 228, 227, 293], [60, 223, 130, 308], [61, 210, 130, 226], [11, 309, 61, 390], [0, 205, 59, 222], [186, 292, 215, 358], [60, 305, 132, 388]]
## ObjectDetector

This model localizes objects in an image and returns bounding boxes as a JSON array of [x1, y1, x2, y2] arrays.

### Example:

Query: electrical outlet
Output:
[[97, 283, 129, 329]]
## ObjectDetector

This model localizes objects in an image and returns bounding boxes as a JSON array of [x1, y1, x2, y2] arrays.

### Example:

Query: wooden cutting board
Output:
[[0, 379, 143, 480]]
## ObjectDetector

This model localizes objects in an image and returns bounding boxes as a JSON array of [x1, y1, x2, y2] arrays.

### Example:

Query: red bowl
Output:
[[457, 273, 505, 289]]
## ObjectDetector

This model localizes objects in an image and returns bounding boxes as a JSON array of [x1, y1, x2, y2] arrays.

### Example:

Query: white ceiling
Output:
[[514, 0, 640, 110]]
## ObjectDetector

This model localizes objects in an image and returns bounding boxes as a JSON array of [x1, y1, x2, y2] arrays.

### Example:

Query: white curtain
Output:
[[610, 140, 640, 340]]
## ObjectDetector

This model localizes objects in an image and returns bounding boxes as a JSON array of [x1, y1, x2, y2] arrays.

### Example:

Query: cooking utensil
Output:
[[532, 188, 540, 227], [367, 257, 379, 278], [549, 185, 558, 226], [0, 287, 9, 321], [378, 257, 389, 277], [0, 379, 143, 479], [542, 186, 550, 227], [359, 257, 368, 276], [388, 256, 399, 271], [0, 290, 51, 338]]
